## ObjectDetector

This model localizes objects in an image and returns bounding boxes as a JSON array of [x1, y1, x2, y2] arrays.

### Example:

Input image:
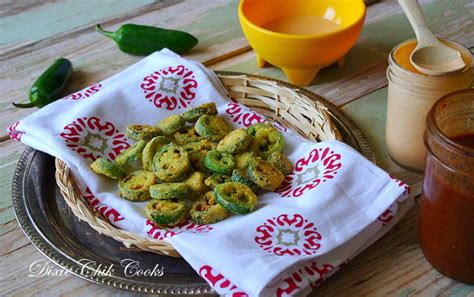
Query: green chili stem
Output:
[[12, 101, 35, 108], [95, 24, 116, 39]]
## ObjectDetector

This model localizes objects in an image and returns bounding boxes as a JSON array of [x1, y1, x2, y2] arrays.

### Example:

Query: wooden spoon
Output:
[[398, 0, 466, 75]]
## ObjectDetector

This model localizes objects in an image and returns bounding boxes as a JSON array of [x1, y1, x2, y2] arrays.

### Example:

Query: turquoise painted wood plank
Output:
[[0, 0, 155, 48], [179, 1, 243, 50], [341, 88, 389, 162], [340, 88, 422, 189], [447, 284, 474, 297]]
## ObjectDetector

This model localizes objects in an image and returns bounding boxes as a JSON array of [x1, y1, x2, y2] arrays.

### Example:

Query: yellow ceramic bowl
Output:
[[238, 0, 366, 86]]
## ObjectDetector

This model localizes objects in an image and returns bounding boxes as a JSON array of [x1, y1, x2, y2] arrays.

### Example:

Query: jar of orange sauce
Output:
[[420, 89, 474, 284], [386, 39, 473, 171]]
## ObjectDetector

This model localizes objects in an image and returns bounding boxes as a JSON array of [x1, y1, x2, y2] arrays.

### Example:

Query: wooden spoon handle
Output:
[[398, 0, 440, 47]]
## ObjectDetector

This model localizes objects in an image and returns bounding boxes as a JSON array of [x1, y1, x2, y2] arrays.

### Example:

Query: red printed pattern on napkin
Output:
[[7, 121, 24, 141], [275, 258, 351, 296], [276, 262, 334, 296], [199, 265, 248, 297], [378, 175, 411, 226], [141, 65, 197, 110], [255, 214, 322, 256], [60, 117, 130, 161], [389, 175, 411, 196], [225, 102, 266, 127], [224, 102, 288, 132], [146, 219, 213, 240], [82, 188, 125, 223], [277, 147, 342, 198], [64, 83, 102, 100]]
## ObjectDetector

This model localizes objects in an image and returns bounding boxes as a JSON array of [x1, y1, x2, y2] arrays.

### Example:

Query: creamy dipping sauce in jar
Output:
[[386, 39, 473, 172]]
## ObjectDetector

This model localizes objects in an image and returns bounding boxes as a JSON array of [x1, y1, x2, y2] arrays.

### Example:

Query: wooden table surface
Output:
[[1, 0, 473, 296]]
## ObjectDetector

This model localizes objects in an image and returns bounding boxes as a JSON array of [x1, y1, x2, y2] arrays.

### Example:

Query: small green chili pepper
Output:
[[13, 58, 73, 108], [95, 23, 198, 56]]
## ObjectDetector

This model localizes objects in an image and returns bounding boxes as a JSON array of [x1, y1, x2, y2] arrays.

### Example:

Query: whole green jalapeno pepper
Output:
[[96, 23, 198, 56], [13, 58, 73, 108]]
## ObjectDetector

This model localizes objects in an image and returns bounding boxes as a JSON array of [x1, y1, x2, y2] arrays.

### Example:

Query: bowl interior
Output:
[[240, 0, 365, 36]]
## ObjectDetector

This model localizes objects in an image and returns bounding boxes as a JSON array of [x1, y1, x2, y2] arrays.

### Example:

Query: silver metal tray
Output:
[[12, 73, 374, 295]]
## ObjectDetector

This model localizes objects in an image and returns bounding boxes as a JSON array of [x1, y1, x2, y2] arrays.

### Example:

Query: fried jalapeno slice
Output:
[[204, 173, 231, 189], [153, 143, 190, 182], [182, 102, 218, 122], [141, 136, 172, 171], [183, 139, 215, 174], [115, 140, 146, 171], [90, 158, 125, 179], [204, 150, 235, 174], [145, 199, 186, 226], [119, 170, 156, 201], [157, 114, 186, 135], [184, 171, 208, 198], [248, 124, 284, 159], [126, 124, 160, 141], [267, 152, 294, 175], [217, 128, 251, 154], [214, 182, 257, 214], [247, 123, 270, 136], [183, 139, 215, 155], [190, 191, 229, 224], [231, 169, 258, 191], [195, 115, 232, 142], [149, 183, 189, 200], [248, 158, 284, 191], [234, 151, 256, 170], [173, 127, 203, 145]]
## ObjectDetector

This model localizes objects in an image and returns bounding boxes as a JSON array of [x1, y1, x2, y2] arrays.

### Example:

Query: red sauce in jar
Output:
[[450, 133, 474, 148], [420, 133, 474, 284]]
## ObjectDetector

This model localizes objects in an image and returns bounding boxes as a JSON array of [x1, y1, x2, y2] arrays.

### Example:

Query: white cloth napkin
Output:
[[8, 49, 414, 296]]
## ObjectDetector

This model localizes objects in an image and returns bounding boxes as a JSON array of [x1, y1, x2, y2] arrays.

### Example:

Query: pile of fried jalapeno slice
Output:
[[90, 102, 294, 226]]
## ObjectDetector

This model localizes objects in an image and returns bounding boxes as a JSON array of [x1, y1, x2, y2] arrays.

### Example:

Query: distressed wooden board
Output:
[[3, 1, 473, 138], [212, 0, 474, 106], [0, 0, 426, 139], [1, 0, 474, 295], [0, 0, 162, 52], [0, 236, 122, 296], [0, 225, 30, 258], [0, 140, 24, 236], [0, 0, 247, 138]]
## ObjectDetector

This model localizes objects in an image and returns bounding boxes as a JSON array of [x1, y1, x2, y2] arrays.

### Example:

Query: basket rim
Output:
[[216, 71, 374, 162], [55, 71, 375, 257]]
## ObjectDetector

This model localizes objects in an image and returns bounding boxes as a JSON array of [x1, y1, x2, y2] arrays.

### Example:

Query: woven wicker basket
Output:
[[55, 72, 341, 258]]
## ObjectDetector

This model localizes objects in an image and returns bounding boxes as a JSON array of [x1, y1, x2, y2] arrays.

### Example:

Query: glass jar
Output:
[[420, 89, 474, 284], [386, 39, 473, 172]]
